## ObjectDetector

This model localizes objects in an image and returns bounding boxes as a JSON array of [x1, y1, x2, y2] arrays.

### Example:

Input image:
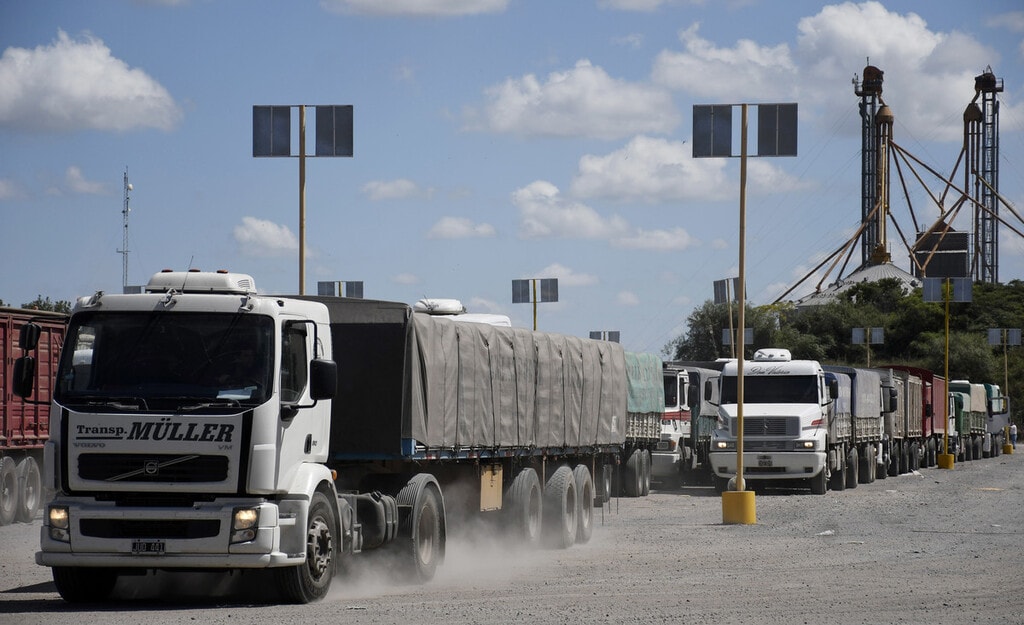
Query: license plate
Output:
[[757, 455, 773, 467], [132, 539, 166, 555]]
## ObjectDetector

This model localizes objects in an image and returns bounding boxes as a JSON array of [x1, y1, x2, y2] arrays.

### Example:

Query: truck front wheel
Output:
[[52, 567, 117, 603], [277, 491, 337, 603], [810, 468, 827, 495]]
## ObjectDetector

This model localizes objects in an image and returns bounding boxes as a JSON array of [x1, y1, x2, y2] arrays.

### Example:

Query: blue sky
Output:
[[2, 0, 1023, 355]]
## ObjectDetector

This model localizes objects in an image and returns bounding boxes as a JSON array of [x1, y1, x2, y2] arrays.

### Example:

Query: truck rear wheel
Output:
[[395, 482, 443, 582], [542, 465, 577, 549], [0, 457, 18, 526], [640, 450, 651, 496], [845, 447, 859, 489], [16, 457, 41, 523], [276, 491, 336, 603], [52, 566, 117, 603], [572, 465, 594, 545], [504, 468, 542, 547]]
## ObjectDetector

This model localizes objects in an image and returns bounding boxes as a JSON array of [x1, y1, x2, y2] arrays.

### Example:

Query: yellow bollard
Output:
[[722, 489, 756, 525], [937, 453, 955, 469]]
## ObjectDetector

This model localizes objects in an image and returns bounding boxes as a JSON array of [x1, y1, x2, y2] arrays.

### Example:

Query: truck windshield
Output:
[[55, 311, 274, 409], [720, 375, 819, 404]]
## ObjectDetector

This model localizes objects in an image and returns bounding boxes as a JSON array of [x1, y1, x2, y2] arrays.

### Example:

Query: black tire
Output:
[[858, 445, 872, 484], [504, 468, 542, 547], [810, 467, 827, 495], [394, 480, 443, 583], [16, 457, 42, 523], [622, 450, 643, 497], [572, 465, 594, 545], [910, 442, 921, 470], [597, 464, 613, 505], [640, 450, 651, 496], [0, 457, 18, 526], [845, 447, 859, 489], [542, 465, 577, 549], [829, 448, 846, 492], [52, 567, 117, 603], [888, 442, 899, 477], [276, 491, 337, 603]]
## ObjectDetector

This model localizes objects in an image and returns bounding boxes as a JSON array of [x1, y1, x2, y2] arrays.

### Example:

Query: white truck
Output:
[[708, 349, 837, 495], [651, 362, 721, 488], [13, 269, 664, 603]]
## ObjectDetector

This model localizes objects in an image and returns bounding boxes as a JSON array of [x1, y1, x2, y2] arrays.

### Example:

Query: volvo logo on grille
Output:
[[144, 460, 161, 475]]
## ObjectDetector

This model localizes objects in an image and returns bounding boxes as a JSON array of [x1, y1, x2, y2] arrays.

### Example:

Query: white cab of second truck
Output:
[[708, 349, 836, 495]]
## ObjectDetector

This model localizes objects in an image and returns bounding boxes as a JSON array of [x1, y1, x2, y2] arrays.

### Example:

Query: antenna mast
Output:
[[118, 169, 133, 292]]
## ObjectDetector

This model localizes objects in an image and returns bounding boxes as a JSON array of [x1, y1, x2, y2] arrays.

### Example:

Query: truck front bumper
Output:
[[36, 498, 304, 570], [709, 451, 826, 481]]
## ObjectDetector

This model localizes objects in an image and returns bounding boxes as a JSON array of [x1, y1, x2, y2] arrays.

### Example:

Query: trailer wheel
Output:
[[542, 465, 577, 549], [845, 447, 859, 489], [597, 464, 613, 505], [276, 491, 336, 603], [504, 468, 542, 547], [621, 450, 643, 497], [975, 437, 983, 460], [52, 567, 117, 603], [15, 457, 41, 523], [640, 450, 651, 496], [394, 481, 443, 583], [572, 465, 594, 545], [0, 457, 18, 526]]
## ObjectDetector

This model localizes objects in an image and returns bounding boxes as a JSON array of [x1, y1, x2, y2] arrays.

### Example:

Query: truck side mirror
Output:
[[309, 359, 338, 401], [828, 379, 839, 400], [887, 387, 898, 412], [12, 356, 36, 398], [19, 322, 41, 351]]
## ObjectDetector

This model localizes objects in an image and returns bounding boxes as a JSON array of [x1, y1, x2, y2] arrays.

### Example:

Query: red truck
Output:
[[1, 307, 66, 525]]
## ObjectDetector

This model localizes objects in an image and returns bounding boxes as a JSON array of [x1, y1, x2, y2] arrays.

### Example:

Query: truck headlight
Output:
[[796, 440, 816, 450], [714, 441, 735, 450], [48, 505, 70, 542], [231, 507, 259, 544]]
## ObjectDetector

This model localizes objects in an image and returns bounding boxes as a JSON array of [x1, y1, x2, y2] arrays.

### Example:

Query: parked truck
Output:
[[877, 367, 923, 475], [983, 383, 1009, 457], [1, 307, 66, 525], [652, 362, 721, 488], [949, 380, 987, 461], [708, 349, 837, 495], [822, 365, 887, 484], [882, 366, 946, 468], [13, 269, 664, 604]]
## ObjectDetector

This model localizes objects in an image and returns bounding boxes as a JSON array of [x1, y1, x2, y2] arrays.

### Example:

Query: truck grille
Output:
[[740, 417, 797, 437], [78, 454, 229, 483], [80, 518, 220, 539]]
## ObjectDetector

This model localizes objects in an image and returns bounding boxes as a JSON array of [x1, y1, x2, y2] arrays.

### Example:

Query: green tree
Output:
[[21, 295, 72, 314]]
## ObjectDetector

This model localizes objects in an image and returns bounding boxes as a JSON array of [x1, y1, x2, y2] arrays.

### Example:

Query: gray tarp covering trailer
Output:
[[823, 366, 886, 484]]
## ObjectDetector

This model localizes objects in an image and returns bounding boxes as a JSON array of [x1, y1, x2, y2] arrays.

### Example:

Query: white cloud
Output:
[[0, 30, 181, 133], [392, 273, 419, 285], [0, 178, 23, 200], [652, 23, 797, 101], [65, 166, 106, 195], [234, 217, 299, 257], [571, 135, 729, 203], [427, 216, 496, 239], [468, 59, 679, 140], [612, 33, 645, 49], [362, 178, 432, 201], [320, 0, 509, 16], [746, 160, 811, 195], [617, 291, 640, 306], [612, 227, 696, 251], [466, 297, 504, 314], [986, 11, 1024, 33], [513, 180, 629, 239], [533, 262, 598, 287]]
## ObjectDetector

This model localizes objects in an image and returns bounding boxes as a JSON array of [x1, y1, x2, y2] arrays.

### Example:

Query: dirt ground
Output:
[[1, 449, 1022, 625]]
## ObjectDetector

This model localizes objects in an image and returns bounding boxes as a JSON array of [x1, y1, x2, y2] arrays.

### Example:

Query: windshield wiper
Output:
[[64, 396, 149, 411], [172, 397, 242, 411]]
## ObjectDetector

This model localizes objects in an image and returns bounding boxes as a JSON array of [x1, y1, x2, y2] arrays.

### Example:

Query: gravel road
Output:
[[2, 450, 1022, 625]]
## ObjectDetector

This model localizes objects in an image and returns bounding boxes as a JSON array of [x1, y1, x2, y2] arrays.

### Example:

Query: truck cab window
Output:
[[280, 324, 308, 403]]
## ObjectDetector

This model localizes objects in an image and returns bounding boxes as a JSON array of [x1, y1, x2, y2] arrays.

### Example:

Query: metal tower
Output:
[[854, 65, 885, 267], [968, 68, 1003, 284], [118, 169, 133, 292]]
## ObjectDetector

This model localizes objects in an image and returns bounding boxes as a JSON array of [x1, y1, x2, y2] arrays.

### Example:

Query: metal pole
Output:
[[943, 279, 950, 456], [736, 103, 748, 492], [299, 105, 307, 295], [532, 279, 538, 331]]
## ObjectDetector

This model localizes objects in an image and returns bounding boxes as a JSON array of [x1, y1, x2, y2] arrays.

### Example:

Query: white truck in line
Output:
[[652, 362, 721, 488], [12, 269, 665, 603], [708, 349, 838, 494]]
